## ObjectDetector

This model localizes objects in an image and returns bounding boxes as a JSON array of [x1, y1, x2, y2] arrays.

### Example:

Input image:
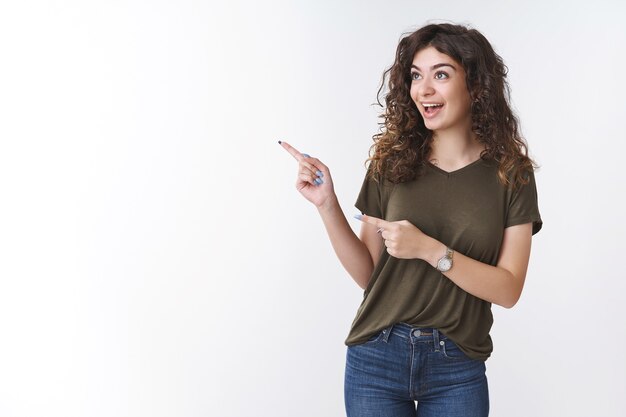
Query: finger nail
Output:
[[302, 153, 310, 158], [314, 178, 323, 185], [353, 214, 363, 220], [316, 170, 323, 177]]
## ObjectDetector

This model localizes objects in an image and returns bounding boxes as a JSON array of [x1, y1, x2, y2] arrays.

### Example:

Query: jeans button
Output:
[[412, 329, 421, 337]]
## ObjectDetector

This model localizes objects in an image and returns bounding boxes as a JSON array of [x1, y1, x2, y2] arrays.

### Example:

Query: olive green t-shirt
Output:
[[345, 157, 543, 361]]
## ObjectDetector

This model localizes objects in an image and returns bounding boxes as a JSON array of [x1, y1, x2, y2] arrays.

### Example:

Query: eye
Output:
[[410, 72, 422, 81], [434, 71, 449, 80]]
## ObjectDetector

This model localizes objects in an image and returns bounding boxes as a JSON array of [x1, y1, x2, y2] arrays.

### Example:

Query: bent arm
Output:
[[424, 222, 534, 308], [317, 196, 381, 290]]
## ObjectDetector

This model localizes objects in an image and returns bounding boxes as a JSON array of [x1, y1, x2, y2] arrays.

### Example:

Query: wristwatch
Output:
[[436, 247, 454, 272]]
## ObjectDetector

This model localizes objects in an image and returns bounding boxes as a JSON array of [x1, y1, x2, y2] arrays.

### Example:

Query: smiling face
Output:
[[409, 46, 473, 134]]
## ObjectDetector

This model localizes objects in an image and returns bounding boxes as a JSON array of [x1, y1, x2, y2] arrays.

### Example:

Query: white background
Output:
[[1, 0, 625, 416]]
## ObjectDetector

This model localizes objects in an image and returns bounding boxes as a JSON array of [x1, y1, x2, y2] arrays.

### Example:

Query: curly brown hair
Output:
[[366, 23, 538, 189]]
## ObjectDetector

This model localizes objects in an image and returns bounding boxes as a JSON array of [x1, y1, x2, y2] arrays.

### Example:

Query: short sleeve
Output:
[[354, 168, 393, 219], [505, 169, 543, 235]]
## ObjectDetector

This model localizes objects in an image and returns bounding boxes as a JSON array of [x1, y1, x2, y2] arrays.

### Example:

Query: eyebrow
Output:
[[411, 63, 457, 72]]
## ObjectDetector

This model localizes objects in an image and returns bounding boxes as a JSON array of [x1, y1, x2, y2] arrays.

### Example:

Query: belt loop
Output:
[[382, 324, 394, 343], [433, 328, 441, 352]]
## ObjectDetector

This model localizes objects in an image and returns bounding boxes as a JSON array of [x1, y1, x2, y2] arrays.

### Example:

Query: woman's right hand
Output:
[[279, 141, 336, 209]]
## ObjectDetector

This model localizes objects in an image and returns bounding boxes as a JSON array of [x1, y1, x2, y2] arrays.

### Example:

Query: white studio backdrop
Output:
[[0, 0, 625, 416]]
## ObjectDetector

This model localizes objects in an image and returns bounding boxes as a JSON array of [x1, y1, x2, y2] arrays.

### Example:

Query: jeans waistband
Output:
[[379, 322, 449, 351]]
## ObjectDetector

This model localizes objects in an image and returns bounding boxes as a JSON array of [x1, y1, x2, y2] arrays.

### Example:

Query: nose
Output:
[[417, 77, 435, 98]]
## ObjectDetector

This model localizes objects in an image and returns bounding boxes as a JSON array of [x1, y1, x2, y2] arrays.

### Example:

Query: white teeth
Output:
[[423, 103, 443, 107]]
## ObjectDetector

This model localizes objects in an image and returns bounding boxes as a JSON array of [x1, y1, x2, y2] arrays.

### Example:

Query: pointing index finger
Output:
[[355, 214, 389, 228], [279, 140, 304, 161]]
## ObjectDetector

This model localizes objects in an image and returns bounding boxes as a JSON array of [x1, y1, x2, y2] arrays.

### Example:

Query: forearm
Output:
[[425, 240, 519, 308], [317, 197, 374, 289]]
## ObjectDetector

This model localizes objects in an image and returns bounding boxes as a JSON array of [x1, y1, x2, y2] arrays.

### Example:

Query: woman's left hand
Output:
[[355, 214, 441, 262]]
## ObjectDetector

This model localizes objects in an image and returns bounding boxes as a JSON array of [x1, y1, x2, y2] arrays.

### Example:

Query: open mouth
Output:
[[423, 103, 444, 116]]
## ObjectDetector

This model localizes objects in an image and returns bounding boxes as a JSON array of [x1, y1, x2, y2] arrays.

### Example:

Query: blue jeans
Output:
[[344, 322, 489, 417]]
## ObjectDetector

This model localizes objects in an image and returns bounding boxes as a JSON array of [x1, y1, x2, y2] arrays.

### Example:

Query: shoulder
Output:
[[482, 156, 538, 191]]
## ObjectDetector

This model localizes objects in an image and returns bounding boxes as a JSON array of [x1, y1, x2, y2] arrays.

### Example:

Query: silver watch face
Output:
[[437, 257, 452, 272]]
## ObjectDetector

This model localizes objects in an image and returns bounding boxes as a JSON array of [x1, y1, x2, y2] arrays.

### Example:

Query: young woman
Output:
[[280, 23, 542, 417]]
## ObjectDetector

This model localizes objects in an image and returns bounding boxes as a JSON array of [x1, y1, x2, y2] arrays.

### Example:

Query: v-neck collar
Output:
[[426, 157, 486, 177]]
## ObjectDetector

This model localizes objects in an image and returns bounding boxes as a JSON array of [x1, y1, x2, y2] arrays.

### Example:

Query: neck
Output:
[[429, 126, 484, 164]]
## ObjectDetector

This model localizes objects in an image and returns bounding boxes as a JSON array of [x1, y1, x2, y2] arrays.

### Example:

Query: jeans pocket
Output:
[[440, 338, 471, 361]]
